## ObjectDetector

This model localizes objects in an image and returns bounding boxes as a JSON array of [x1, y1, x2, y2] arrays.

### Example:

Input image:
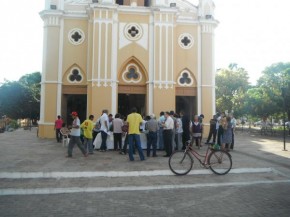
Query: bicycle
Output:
[[169, 141, 232, 175]]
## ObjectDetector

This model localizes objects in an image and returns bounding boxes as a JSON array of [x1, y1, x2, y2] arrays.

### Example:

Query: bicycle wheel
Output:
[[169, 151, 193, 175], [208, 150, 232, 175]]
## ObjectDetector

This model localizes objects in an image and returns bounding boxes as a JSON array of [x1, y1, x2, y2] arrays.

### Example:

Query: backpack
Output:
[[94, 120, 101, 132], [121, 124, 128, 133]]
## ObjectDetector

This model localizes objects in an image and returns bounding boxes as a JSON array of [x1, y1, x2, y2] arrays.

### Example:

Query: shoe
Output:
[[89, 152, 94, 155], [66, 155, 72, 158]]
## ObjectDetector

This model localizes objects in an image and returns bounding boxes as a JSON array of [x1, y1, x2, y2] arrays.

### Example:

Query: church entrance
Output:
[[118, 94, 146, 117], [176, 96, 197, 120], [62, 94, 87, 125]]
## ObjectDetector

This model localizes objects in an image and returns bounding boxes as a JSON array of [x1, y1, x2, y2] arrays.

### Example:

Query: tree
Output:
[[255, 62, 290, 119], [0, 72, 41, 120], [216, 64, 250, 117]]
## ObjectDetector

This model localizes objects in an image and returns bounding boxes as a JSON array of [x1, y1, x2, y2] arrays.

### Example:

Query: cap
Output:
[[71, 111, 78, 116]]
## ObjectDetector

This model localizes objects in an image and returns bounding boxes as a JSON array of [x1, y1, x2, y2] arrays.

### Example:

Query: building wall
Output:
[[39, 0, 217, 138]]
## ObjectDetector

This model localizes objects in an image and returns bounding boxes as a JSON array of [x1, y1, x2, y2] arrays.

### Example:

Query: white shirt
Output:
[[70, 117, 80, 136], [216, 116, 221, 130], [164, 116, 174, 130], [176, 118, 183, 133], [100, 113, 109, 132]]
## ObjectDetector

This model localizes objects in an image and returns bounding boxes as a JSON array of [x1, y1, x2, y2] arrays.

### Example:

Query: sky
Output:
[[0, 0, 289, 85]]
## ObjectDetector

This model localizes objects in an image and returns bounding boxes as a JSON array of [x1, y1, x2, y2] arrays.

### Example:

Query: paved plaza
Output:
[[0, 128, 290, 217]]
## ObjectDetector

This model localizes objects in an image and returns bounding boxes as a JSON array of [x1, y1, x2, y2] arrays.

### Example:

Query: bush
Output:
[[9, 119, 19, 129]]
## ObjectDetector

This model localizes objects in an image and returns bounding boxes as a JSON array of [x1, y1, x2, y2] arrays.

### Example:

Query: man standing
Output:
[[230, 115, 237, 150], [158, 111, 165, 150], [67, 112, 88, 158], [205, 115, 217, 144], [81, 115, 94, 154], [113, 113, 123, 151], [146, 114, 159, 157], [180, 111, 190, 150], [127, 107, 145, 161], [162, 111, 174, 157], [54, 115, 63, 143], [100, 109, 109, 152]]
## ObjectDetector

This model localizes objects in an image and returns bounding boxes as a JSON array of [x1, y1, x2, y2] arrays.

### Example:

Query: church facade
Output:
[[39, 0, 218, 138]]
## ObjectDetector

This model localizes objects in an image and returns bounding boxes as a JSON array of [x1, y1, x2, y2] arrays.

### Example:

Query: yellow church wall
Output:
[[201, 33, 214, 85], [153, 88, 175, 114], [175, 25, 198, 80], [91, 87, 113, 116], [44, 28, 60, 81], [118, 13, 149, 23], [62, 19, 88, 79], [43, 84, 58, 122]]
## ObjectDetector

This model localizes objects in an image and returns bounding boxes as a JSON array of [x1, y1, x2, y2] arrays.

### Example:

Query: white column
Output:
[[111, 11, 118, 115], [56, 18, 64, 116], [148, 13, 154, 114], [197, 25, 202, 115]]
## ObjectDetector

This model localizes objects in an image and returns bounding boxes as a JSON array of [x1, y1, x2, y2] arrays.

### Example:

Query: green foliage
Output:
[[256, 62, 290, 119], [216, 64, 250, 117], [0, 72, 41, 120], [8, 120, 19, 129]]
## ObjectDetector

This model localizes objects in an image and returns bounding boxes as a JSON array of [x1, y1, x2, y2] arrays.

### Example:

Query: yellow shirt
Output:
[[80, 119, 94, 139], [127, 112, 143, 135]]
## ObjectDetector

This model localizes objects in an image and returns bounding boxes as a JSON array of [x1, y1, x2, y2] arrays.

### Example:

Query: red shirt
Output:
[[55, 119, 63, 129]]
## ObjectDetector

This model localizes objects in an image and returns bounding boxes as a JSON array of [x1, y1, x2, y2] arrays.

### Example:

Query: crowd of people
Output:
[[54, 109, 236, 160]]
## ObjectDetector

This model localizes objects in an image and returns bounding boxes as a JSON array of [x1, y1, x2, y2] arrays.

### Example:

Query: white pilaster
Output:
[[197, 25, 202, 115], [111, 11, 118, 115], [148, 13, 154, 114], [57, 18, 64, 116]]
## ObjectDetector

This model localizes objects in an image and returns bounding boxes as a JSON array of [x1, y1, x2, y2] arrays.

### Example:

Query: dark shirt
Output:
[[181, 115, 190, 134]]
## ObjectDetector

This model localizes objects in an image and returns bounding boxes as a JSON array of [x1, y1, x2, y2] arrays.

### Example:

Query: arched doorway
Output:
[[118, 58, 148, 117]]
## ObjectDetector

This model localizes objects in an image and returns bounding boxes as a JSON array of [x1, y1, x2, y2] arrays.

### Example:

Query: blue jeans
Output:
[[147, 131, 157, 156], [128, 134, 145, 161], [84, 137, 93, 153], [100, 131, 108, 150], [158, 128, 164, 150]]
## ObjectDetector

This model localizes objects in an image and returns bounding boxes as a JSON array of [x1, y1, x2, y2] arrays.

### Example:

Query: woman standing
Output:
[[221, 116, 233, 151], [191, 115, 202, 148]]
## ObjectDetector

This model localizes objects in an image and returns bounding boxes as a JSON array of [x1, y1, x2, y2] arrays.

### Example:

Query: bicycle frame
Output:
[[185, 144, 212, 166]]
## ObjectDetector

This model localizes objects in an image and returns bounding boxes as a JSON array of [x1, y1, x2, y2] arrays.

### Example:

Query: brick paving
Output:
[[0, 128, 290, 216], [1, 183, 290, 217]]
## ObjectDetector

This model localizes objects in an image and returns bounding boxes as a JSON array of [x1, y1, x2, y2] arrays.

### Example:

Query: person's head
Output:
[[102, 109, 108, 114], [131, 107, 137, 113], [165, 111, 170, 118], [199, 114, 204, 119], [180, 110, 184, 116], [89, 115, 94, 120], [145, 115, 151, 121], [57, 115, 61, 119], [170, 110, 175, 116], [173, 113, 179, 118], [108, 114, 113, 121], [194, 115, 199, 122], [226, 116, 231, 123], [150, 114, 156, 119], [115, 113, 120, 119], [160, 111, 164, 116], [71, 111, 78, 119]]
